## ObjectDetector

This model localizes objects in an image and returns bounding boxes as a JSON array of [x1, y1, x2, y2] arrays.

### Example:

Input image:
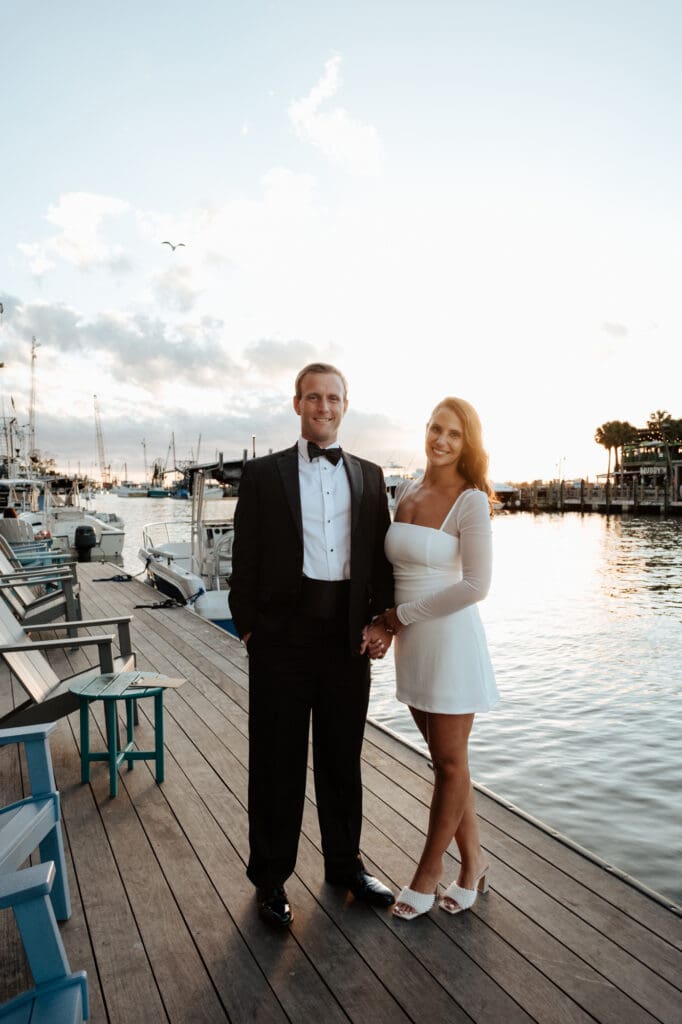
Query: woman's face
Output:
[[425, 405, 465, 470]]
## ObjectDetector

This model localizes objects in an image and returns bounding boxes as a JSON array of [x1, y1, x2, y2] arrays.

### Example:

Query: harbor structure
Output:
[[518, 429, 682, 514]]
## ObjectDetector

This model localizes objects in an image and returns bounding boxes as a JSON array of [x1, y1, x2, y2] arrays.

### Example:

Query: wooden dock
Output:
[[2, 563, 680, 1024]]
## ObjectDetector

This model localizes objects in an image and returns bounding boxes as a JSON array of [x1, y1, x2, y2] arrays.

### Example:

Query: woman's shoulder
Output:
[[453, 487, 492, 525], [460, 487, 489, 506]]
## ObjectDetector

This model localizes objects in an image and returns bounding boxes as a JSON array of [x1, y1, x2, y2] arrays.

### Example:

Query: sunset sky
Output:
[[2, 0, 681, 483]]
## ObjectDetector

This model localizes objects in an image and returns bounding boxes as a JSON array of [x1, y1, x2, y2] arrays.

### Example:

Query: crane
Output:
[[93, 395, 111, 486]]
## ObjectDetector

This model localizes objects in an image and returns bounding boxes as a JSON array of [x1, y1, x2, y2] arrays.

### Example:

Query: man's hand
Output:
[[360, 618, 393, 659]]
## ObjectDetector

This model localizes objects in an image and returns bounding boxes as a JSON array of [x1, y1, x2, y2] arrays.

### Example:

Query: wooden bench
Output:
[[0, 598, 135, 728], [0, 864, 88, 1022]]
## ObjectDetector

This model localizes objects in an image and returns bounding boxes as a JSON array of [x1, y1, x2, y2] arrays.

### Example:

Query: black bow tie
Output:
[[308, 442, 343, 465]]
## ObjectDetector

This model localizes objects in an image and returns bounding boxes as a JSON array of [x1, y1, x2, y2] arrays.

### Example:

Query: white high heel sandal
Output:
[[439, 866, 489, 915], [392, 886, 437, 920]]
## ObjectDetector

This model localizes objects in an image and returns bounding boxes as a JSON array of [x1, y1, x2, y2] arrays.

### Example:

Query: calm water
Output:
[[93, 494, 682, 906]]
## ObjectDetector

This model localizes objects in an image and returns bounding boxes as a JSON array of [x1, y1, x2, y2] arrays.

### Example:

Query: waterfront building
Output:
[[620, 428, 682, 498]]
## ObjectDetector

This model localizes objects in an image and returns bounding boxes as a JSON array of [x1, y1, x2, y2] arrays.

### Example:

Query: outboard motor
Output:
[[74, 524, 97, 562]]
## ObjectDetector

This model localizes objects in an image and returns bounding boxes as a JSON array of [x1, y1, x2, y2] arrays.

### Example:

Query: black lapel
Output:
[[344, 454, 364, 535], [277, 445, 303, 541]]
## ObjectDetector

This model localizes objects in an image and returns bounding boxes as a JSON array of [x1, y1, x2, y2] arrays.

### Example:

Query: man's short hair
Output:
[[295, 362, 349, 400]]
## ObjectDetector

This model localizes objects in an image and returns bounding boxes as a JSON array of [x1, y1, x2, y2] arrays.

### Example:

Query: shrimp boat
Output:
[[138, 463, 243, 635]]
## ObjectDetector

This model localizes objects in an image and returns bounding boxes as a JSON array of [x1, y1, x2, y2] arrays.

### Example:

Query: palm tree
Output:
[[611, 420, 638, 487], [647, 409, 672, 433], [594, 421, 621, 483]]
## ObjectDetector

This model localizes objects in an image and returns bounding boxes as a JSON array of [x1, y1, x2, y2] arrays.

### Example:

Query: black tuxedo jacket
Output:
[[229, 444, 394, 653]]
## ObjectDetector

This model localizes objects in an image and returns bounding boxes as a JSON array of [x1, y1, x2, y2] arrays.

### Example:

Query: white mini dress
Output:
[[385, 487, 499, 714]]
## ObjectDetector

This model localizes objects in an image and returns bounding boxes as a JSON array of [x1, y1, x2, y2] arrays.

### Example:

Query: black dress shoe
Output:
[[256, 886, 293, 929], [328, 868, 395, 907]]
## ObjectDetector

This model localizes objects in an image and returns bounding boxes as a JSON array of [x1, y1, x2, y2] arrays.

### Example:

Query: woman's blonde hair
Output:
[[430, 397, 496, 511]]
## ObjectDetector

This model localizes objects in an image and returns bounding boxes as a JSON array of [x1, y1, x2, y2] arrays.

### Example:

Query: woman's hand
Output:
[[380, 607, 403, 636]]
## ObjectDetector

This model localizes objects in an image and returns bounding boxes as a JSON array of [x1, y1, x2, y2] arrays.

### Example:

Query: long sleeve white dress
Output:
[[385, 485, 499, 714]]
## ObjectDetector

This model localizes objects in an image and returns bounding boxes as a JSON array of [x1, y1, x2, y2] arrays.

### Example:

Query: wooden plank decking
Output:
[[1, 562, 680, 1024]]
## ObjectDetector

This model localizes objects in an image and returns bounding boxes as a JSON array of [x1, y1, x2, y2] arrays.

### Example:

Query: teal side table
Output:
[[69, 671, 181, 798]]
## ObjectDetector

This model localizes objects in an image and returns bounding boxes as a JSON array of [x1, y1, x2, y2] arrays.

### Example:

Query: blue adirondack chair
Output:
[[0, 723, 70, 921], [0, 863, 88, 1022]]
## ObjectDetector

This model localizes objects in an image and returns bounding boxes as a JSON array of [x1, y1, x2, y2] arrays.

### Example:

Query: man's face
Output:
[[293, 371, 348, 446]]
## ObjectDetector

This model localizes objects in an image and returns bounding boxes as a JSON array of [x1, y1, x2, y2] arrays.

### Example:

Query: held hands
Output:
[[360, 608, 401, 659], [380, 607, 402, 636]]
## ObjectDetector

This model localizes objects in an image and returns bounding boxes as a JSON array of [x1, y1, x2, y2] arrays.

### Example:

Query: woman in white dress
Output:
[[364, 397, 499, 920]]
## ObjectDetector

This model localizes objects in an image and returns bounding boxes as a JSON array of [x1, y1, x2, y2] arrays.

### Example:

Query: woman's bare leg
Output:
[[395, 709, 485, 911]]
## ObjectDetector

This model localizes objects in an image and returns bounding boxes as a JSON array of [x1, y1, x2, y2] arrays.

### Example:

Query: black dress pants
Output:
[[246, 615, 370, 889]]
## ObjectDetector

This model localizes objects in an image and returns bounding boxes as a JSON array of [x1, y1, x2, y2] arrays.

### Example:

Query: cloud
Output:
[[288, 56, 383, 177], [243, 338, 320, 378], [2, 297, 237, 387], [152, 265, 200, 312], [5, 297, 83, 354], [601, 321, 628, 338], [17, 192, 133, 275]]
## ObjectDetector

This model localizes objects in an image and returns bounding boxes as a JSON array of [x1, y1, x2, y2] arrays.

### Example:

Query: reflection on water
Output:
[[99, 495, 681, 906]]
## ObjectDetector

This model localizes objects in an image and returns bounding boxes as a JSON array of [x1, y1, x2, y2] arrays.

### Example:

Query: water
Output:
[[91, 494, 682, 906]]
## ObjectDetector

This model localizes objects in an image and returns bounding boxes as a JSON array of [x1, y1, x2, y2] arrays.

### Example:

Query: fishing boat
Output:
[[19, 481, 125, 562], [138, 464, 243, 634], [114, 481, 149, 497]]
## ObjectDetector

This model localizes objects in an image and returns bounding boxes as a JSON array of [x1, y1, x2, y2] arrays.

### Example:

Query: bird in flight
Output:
[[162, 241, 185, 251]]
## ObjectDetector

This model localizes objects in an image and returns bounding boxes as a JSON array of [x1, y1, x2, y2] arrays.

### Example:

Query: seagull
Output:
[[162, 241, 186, 251]]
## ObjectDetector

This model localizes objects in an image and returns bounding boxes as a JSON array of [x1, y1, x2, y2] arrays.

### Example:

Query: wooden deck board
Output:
[[1, 563, 680, 1024], [359, 759, 679, 1023]]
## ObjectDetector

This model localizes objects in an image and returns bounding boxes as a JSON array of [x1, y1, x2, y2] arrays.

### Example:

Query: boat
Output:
[[383, 464, 419, 510], [115, 481, 149, 497], [19, 481, 125, 562], [167, 475, 225, 500], [138, 465, 243, 634], [0, 478, 42, 514]]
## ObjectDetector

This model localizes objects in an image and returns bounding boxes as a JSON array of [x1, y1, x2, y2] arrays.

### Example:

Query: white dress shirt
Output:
[[297, 437, 351, 580]]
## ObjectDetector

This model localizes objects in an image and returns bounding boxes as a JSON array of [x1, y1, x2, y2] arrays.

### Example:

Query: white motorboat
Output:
[[114, 481, 149, 497], [138, 471, 236, 634], [19, 482, 125, 562]]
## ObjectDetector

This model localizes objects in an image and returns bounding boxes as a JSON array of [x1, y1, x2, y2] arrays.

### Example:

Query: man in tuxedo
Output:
[[230, 362, 395, 928]]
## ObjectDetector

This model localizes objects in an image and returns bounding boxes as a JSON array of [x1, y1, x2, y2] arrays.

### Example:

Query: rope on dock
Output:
[[133, 597, 186, 610], [93, 567, 148, 582]]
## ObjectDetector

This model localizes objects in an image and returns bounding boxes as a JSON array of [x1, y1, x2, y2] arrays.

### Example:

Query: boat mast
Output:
[[93, 394, 110, 487], [28, 336, 40, 466]]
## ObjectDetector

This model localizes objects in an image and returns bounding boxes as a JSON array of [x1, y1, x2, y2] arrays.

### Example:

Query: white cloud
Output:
[[152, 265, 200, 313], [18, 192, 132, 275], [288, 56, 383, 177]]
